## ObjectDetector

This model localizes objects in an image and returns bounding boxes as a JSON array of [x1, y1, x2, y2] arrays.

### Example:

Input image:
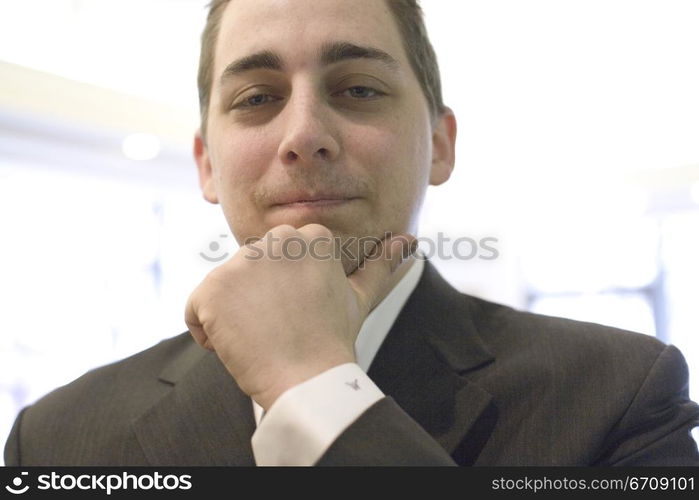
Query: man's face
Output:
[[195, 0, 455, 273]]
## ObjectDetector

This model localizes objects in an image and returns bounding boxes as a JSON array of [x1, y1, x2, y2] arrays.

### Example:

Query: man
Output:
[[5, 0, 699, 466]]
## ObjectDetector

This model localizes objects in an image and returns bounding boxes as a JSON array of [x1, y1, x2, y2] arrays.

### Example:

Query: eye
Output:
[[340, 86, 384, 99], [234, 93, 282, 109]]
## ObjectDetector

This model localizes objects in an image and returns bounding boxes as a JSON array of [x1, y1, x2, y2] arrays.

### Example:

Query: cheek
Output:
[[349, 117, 431, 204], [213, 130, 275, 199], [208, 129, 279, 240]]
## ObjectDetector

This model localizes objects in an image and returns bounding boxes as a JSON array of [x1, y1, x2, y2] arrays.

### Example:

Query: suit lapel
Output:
[[368, 259, 497, 464], [132, 346, 256, 466]]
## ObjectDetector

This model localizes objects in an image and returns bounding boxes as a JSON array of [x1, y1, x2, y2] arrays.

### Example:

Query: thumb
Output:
[[348, 233, 418, 316]]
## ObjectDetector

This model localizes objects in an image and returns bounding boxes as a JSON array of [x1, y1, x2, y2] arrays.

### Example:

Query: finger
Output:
[[347, 232, 417, 316], [297, 223, 335, 260], [185, 292, 213, 350]]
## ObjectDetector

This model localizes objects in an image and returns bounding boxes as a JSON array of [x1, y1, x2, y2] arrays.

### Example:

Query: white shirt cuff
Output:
[[251, 363, 384, 466]]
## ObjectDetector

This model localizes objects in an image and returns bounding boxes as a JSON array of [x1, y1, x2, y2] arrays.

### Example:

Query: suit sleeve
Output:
[[598, 344, 699, 465], [315, 397, 456, 466], [4, 407, 26, 466], [252, 364, 385, 465]]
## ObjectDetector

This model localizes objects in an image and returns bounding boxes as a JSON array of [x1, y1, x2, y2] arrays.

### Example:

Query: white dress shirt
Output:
[[251, 254, 425, 466]]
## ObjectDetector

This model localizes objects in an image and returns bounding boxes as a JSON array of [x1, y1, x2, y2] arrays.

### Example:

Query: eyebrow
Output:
[[219, 51, 284, 83], [219, 41, 400, 85], [319, 41, 400, 69]]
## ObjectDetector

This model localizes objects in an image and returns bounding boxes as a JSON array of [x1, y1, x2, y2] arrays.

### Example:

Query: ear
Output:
[[429, 107, 457, 186], [193, 130, 219, 204]]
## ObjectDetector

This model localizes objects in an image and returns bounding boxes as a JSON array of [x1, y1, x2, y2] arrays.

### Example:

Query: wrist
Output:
[[252, 356, 356, 410]]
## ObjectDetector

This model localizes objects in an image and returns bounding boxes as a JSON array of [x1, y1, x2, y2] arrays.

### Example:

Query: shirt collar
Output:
[[354, 253, 425, 372]]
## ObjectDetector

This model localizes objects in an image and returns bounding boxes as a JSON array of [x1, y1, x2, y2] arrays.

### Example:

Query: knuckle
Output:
[[299, 223, 334, 240], [268, 224, 297, 238]]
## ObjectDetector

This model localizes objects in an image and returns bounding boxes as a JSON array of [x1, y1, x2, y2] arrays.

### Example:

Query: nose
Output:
[[277, 89, 340, 165]]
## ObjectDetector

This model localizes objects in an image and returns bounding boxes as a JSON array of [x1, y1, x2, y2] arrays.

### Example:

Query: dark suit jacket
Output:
[[5, 261, 699, 465]]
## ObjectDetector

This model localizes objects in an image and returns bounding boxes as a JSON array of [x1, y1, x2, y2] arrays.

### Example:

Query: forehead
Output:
[[214, 0, 408, 72]]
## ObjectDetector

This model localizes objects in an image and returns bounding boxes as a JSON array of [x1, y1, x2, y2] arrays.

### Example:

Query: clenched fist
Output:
[[185, 223, 416, 410]]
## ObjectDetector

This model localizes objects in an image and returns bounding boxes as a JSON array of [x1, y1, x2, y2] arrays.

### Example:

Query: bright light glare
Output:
[[691, 182, 699, 204], [122, 133, 161, 161]]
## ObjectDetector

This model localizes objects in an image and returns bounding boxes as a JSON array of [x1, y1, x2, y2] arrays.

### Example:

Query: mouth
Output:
[[271, 193, 361, 209]]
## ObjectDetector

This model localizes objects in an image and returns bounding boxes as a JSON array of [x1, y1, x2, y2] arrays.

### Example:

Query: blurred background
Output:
[[1, 0, 698, 462]]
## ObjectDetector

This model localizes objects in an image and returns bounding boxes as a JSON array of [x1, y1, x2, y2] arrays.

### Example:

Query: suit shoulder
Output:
[[24, 332, 199, 421], [459, 295, 698, 466], [465, 294, 669, 367], [9, 332, 203, 464], [69, 332, 194, 386]]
